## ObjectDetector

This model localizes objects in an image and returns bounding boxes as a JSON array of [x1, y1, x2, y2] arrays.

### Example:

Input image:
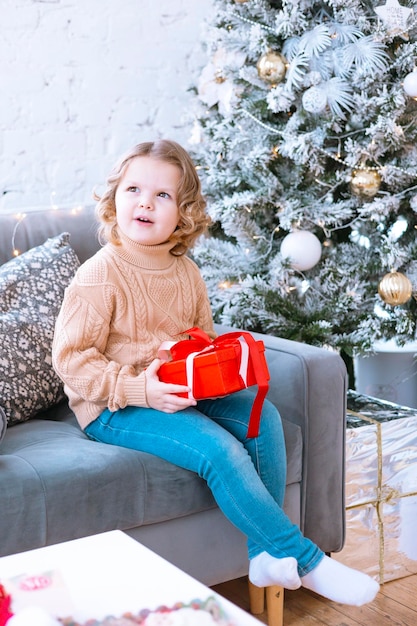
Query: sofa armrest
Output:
[[214, 323, 347, 554]]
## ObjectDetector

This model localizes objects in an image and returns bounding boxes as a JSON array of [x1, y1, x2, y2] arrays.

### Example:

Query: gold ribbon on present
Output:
[[346, 409, 417, 584]]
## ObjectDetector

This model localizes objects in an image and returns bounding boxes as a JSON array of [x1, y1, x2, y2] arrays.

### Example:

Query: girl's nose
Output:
[[138, 195, 153, 209]]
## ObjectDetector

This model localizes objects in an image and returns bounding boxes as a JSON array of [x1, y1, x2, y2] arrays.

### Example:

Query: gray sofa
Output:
[[0, 205, 347, 587]]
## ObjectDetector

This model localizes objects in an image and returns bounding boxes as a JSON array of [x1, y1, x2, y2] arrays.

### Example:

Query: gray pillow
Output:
[[0, 233, 80, 426]]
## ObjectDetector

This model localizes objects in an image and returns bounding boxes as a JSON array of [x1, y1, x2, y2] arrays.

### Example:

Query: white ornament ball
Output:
[[280, 230, 322, 271], [403, 71, 417, 97], [302, 86, 327, 114]]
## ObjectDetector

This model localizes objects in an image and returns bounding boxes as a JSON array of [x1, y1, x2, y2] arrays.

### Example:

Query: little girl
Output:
[[52, 139, 379, 607]]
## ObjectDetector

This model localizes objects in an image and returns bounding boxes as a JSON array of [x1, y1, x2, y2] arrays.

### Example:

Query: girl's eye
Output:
[[127, 186, 140, 192], [158, 192, 170, 199]]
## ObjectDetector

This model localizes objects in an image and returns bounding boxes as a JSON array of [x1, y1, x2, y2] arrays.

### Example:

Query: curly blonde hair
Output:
[[94, 139, 211, 256]]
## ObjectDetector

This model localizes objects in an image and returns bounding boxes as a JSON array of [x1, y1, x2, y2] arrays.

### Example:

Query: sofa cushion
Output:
[[0, 400, 302, 557], [0, 401, 217, 556], [0, 233, 80, 426]]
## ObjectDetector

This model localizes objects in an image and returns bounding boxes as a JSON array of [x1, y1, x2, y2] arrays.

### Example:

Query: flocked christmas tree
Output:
[[188, 0, 417, 367]]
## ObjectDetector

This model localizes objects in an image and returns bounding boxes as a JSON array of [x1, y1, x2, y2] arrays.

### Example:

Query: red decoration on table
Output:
[[0, 584, 13, 626], [158, 327, 270, 437]]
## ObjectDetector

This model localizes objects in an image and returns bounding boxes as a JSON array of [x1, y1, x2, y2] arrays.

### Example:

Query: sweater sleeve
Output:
[[52, 256, 148, 415]]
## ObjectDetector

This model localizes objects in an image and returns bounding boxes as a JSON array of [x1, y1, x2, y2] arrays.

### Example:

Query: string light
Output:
[[240, 109, 417, 179], [336, 140, 342, 160], [12, 213, 27, 258], [316, 146, 417, 179], [50, 191, 59, 211], [10, 204, 87, 258]]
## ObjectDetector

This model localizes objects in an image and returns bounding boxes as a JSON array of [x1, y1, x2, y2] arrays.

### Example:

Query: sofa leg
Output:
[[248, 581, 284, 626], [248, 580, 265, 614], [266, 585, 284, 626]]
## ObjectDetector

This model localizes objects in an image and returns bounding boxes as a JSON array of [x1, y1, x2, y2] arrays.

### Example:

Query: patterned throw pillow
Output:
[[0, 233, 80, 426]]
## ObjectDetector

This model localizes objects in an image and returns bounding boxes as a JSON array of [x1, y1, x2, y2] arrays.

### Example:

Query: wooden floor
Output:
[[213, 573, 417, 625]]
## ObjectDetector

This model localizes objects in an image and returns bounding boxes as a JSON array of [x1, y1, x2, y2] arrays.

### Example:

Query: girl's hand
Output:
[[145, 358, 197, 413]]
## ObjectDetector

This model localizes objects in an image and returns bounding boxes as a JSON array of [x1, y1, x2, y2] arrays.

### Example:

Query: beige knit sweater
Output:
[[52, 233, 216, 429]]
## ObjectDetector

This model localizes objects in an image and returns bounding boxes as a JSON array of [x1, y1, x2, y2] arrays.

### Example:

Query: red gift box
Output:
[[158, 327, 270, 437], [0, 584, 13, 626]]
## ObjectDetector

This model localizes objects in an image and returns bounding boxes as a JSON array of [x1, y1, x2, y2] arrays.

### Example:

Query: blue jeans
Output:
[[84, 389, 323, 575]]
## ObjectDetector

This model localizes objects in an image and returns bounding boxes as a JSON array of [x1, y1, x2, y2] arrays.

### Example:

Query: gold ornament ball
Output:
[[350, 169, 381, 199], [257, 51, 287, 84], [378, 271, 413, 305]]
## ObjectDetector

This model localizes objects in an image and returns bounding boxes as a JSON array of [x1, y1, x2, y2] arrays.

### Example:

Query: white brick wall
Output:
[[0, 0, 212, 209]]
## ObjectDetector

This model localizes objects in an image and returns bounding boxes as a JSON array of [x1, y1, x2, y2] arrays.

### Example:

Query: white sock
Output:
[[301, 555, 380, 606], [249, 551, 301, 590]]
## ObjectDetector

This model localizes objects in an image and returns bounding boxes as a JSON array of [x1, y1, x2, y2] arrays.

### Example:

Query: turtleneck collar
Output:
[[108, 231, 177, 270]]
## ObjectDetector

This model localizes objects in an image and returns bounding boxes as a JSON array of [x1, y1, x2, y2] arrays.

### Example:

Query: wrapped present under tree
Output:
[[333, 391, 417, 583]]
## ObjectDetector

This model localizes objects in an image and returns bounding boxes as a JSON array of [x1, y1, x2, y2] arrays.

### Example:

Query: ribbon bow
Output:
[[158, 327, 269, 438]]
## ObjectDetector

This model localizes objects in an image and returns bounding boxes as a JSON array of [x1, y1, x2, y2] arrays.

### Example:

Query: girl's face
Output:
[[115, 156, 181, 246]]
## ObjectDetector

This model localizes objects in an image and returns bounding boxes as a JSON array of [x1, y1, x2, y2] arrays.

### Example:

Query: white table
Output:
[[0, 531, 261, 624]]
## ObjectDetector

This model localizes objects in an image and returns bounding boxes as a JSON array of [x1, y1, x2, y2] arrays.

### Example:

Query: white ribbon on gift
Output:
[[157, 341, 178, 360], [158, 336, 250, 401]]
